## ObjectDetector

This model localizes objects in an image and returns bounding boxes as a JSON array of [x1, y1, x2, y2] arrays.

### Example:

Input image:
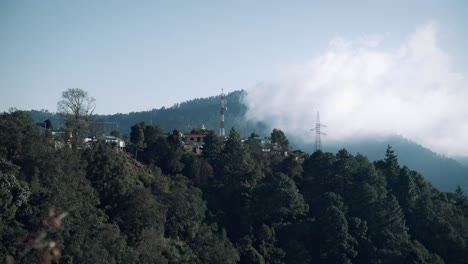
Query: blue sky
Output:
[[1, 0, 466, 114], [1, 1, 468, 156]]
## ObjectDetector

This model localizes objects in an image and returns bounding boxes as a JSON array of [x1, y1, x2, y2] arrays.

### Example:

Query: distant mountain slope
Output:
[[316, 137, 468, 192], [28, 110, 63, 129], [455, 156, 468, 167], [96, 90, 266, 135], [28, 90, 266, 136]]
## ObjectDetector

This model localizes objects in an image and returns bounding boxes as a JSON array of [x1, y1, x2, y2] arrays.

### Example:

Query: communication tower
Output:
[[219, 89, 228, 137]]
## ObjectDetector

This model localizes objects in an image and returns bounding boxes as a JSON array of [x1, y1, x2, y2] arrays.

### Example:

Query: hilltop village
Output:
[[34, 89, 307, 161], [37, 121, 304, 161]]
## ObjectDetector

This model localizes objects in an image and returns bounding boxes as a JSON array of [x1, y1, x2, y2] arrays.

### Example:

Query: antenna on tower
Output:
[[311, 111, 326, 152], [219, 89, 227, 137]]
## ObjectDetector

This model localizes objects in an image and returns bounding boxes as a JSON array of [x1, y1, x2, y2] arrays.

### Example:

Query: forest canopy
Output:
[[1, 110, 467, 263]]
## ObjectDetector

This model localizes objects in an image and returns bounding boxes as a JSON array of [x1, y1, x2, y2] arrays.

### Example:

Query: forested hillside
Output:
[[28, 90, 262, 136], [315, 137, 468, 193], [2, 111, 467, 263], [27, 90, 468, 193]]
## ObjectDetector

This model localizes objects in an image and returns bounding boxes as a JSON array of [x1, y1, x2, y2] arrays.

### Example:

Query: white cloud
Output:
[[358, 34, 385, 48], [244, 21, 468, 157]]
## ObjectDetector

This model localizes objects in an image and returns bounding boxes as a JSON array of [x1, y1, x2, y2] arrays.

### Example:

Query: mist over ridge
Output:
[[244, 21, 468, 158]]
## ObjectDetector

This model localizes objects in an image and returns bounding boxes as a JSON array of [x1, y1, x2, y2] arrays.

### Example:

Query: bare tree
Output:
[[57, 88, 96, 148]]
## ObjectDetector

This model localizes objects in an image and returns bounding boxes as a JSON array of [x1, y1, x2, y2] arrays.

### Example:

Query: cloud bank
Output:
[[244, 22, 468, 157]]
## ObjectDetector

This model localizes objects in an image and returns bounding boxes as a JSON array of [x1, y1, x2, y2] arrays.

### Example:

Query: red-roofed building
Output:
[[184, 128, 207, 146]]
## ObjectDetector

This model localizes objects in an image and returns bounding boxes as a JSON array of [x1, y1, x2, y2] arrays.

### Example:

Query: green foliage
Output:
[[161, 238, 199, 264], [0, 158, 29, 260], [164, 175, 206, 240], [182, 155, 214, 188], [44, 119, 53, 130], [57, 88, 96, 148], [84, 144, 140, 212], [109, 129, 120, 138], [115, 187, 165, 244], [2, 111, 467, 264], [130, 122, 145, 149], [28, 93, 468, 193], [276, 155, 304, 184], [202, 130, 223, 163], [252, 173, 308, 224], [0, 111, 42, 162], [191, 224, 240, 264], [270, 128, 289, 150]]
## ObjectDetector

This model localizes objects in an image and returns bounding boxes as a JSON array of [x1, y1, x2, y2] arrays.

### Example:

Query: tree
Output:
[[252, 173, 308, 224], [384, 145, 400, 188], [224, 128, 244, 158], [57, 88, 96, 148], [316, 206, 357, 263], [306, 193, 357, 263], [369, 194, 410, 262], [192, 224, 240, 264], [116, 187, 165, 244], [450, 185, 467, 206], [277, 155, 304, 183], [0, 111, 41, 162], [129, 122, 146, 163], [84, 144, 139, 214], [212, 128, 260, 240], [182, 155, 214, 188], [130, 122, 145, 149], [271, 129, 289, 151], [44, 119, 53, 130], [88, 119, 108, 138], [249, 132, 260, 139], [0, 158, 29, 261], [202, 130, 223, 164], [164, 175, 207, 240], [110, 129, 120, 138]]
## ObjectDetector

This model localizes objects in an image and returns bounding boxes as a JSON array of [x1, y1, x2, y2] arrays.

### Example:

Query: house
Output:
[[100, 135, 126, 150], [248, 136, 273, 152], [183, 127, 210, 154], [184, 128, 207, 147], [51, 130, 66, 136]]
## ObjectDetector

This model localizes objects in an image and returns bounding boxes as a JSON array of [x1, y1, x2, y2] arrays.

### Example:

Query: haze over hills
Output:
[[455, 156, 468, 167], [26, 90, 468, 193], [317, 137, 468, 192]]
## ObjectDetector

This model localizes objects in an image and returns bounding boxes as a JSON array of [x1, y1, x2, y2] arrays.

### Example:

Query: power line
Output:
[[311, 111, 326, 152]]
